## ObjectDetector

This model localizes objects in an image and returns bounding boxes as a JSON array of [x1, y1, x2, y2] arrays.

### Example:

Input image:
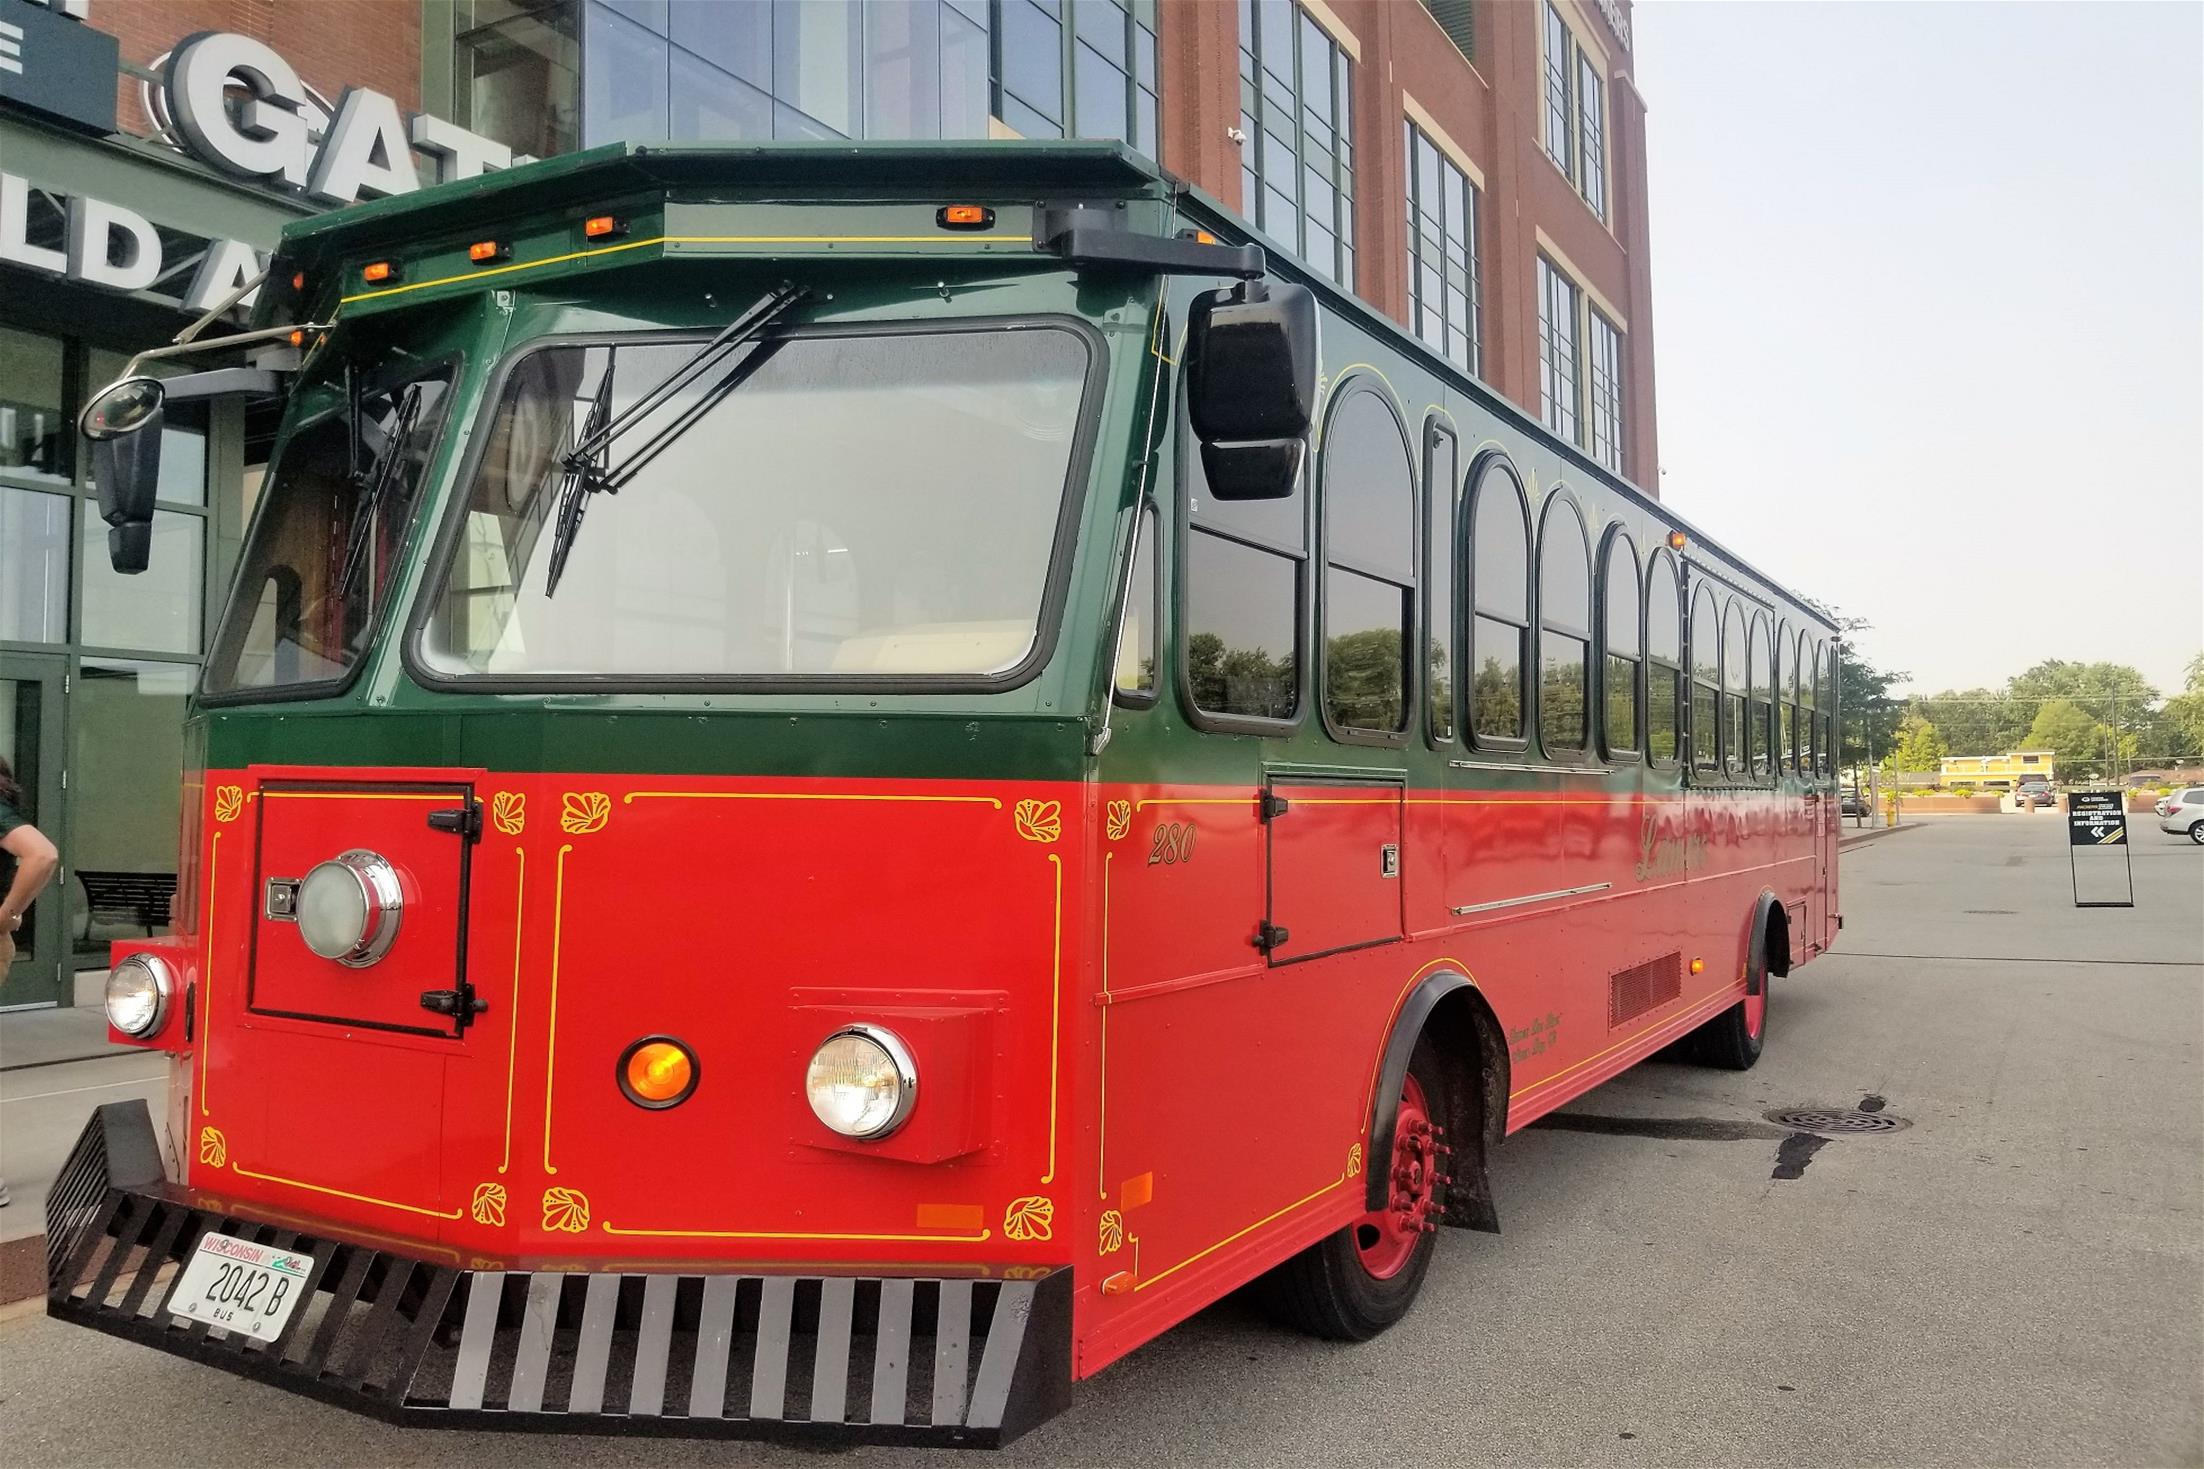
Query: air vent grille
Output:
[[1609, 951, 1683, 1028]]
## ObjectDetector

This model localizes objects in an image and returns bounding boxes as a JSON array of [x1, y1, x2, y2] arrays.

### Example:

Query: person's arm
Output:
[[0, 824, 59, 932]]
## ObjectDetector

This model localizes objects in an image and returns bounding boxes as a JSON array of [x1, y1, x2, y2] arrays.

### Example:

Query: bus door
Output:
[[1259, 771, 1406, 963]]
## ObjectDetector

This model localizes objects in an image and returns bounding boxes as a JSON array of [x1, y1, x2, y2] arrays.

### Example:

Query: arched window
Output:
[[1689, 583, 1720, 773], [1721, 599, 1747, 777], [1645, 548, 1683, 766], [1467, 459, 1530, 743], [1599, 530, 1640, 758], [1538, 495, 1592, 753], [1747, 611, 1771, 780], [1818, 641, 1838, 776], [1424, 421, 1457, 743], [1320, 387, 1416, 736], [1799, 633, 1817, 772], [1778, 626, 1799, 770]]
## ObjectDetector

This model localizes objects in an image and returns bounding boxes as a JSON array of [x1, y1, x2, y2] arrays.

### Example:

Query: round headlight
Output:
[[805, 1025, 917, 1140], [106, 953, 174, 1038], [296, 850, 403, 967]]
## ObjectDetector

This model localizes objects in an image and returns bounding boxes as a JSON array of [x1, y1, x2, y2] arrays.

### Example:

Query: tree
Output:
[[1889, 712, 1948, 772], [2159, 653, 2204, 761], [1907, 689, 2006, 755], [2023, 698, 2112, 779]]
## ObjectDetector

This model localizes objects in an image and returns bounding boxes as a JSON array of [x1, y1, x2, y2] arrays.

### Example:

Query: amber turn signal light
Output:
[[583, 214, 626, 240], [618, 1036, 699, 1109], [290, 271, 307, 291], [1668, 530, 1688, 551], [468, 239, 509, 263], [937, 204, 994, 229], [361, 260, 397, 284], [1690, 957, 1705, 974]]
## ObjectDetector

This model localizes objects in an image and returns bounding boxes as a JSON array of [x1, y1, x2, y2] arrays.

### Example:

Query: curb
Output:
[[1839, 823, 1920, 850]]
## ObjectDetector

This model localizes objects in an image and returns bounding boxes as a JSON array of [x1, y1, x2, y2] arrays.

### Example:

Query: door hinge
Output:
[[1259, 792, 1291, 821], [427, 799, 483, 842], [1253, 921, 1290, 953]]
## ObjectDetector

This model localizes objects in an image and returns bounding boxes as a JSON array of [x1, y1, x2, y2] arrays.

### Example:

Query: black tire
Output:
[[1255, 1038, 1450, 1341], [2189, 821, 2204, 846], [1691, 952, 1768, 1071]]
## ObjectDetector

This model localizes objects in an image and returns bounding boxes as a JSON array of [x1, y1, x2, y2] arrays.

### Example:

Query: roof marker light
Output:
[[584, 214, 626, 240], [290, 271, 306, 291], [468, 240, 509, 264], [361, 261, 397, 284], [1668, 530, 1688, 551], [937, 204, 994, 230]]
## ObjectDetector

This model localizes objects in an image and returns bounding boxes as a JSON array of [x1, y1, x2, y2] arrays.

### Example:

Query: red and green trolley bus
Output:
[[52, 141, 1840, 1447]]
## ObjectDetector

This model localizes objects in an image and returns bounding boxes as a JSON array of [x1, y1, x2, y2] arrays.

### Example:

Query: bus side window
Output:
[[1722, 599, 1748, 778], [1537, 493, 1591, 755], [1748, 611, 1771, 782], [1646, 549, 1683, 767], [1424, 421, 1457, 744], [1467, 458, 1530, 746], [1599, 529, 1641, 761], [1320, 386, 1415, 739], [1182, 382, 1304, 727], [1114, 503, 1159, 705], [1818, 641, 1838, 776], [1778, 623, 1798, 772], [1689, 584, 1720, 775], [1799, 632, 1818, 772]]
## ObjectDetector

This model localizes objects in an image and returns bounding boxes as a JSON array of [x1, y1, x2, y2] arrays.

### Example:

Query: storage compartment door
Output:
[[1262, 775, 1404, 964]]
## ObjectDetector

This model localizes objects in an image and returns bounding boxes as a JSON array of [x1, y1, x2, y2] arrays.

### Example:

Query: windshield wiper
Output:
[[544, 283, 807, 596], [334, 379, 424, 603]]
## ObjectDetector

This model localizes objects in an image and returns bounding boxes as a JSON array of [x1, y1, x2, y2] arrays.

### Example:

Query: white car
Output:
[[2160, 787, 2204, 844]]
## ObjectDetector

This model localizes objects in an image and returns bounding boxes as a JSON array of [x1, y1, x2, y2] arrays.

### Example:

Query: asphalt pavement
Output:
[[2, 816, 2198, 1467]]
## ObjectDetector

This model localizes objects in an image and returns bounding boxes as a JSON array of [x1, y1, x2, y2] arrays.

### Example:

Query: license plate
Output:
[[164, 1232, 315, 1343]]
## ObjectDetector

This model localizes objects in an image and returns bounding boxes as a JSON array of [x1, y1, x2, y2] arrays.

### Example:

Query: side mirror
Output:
[[81, 376, 168, 574], [1185, 279, 1318, 500]]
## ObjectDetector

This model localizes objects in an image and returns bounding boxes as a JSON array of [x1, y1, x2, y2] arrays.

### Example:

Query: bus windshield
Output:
[[417, 322, 1094, 684], [204, 359, 455, 697]]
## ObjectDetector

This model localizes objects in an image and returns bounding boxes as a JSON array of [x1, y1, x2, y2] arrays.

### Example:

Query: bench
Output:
[[76, 870, 178, 937]]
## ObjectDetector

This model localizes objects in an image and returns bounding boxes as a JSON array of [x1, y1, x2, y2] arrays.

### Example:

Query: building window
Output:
[[1537, 496, 1591, 755], [1321, 389, 1415, 737], [1600, 530, 1639, 759], [455, 1, 583, 160], [1541, 2, 1608, 221], [1000, 0, 1158, 153], [1537, 257, 1579, 443], [1240, 0, 1355, 287], [1586, 308, 1623, 471], [1404, 120, 1480, 376], [1467, 459, 1529, 744], [1540, 254, 1627, 473], [574, 0, 1010, 147], [1645, 547, 1682, 766], [1420, 0, 1473, 62]]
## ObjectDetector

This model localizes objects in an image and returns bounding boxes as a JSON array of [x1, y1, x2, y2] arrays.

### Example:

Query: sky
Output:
[[1635, 0, 2204, 698]]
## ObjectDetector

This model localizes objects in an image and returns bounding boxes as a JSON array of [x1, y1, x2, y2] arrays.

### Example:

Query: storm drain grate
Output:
[[1764, 1107, 1912, 1136]]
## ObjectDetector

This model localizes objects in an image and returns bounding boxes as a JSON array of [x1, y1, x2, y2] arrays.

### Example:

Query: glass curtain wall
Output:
[[1238, 0, 1355, 286], [523, 0, 1155, 156], [0, 329, 212, 968]]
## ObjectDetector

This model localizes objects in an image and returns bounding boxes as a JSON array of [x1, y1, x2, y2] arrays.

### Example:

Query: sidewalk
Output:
[[1, 1006, 170, 1305]]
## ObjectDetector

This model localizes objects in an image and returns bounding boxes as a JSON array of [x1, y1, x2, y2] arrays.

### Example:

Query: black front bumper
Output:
[[46, 1102, 1072, 1448]]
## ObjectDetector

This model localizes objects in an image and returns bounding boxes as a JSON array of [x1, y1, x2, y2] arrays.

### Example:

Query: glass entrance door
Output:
[[1, 651, 66, 1008]]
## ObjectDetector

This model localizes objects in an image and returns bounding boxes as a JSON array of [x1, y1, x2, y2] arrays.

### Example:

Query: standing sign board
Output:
[[2065, 791, 2133, 908]]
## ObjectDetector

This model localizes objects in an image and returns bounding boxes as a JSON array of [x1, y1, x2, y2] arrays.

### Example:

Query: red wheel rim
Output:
[[1745, 976, 1767, 1040], [1356, 1073, 1444, 1280]]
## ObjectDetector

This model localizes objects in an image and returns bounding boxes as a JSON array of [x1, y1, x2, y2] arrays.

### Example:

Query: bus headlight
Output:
[[296, 850, 403, 966], [106, 953, 174, 1037], [804, 1025, 917, 1140]]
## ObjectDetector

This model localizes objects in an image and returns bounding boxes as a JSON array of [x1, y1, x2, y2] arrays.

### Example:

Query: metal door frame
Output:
[[1, 649, 68, 1008]]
